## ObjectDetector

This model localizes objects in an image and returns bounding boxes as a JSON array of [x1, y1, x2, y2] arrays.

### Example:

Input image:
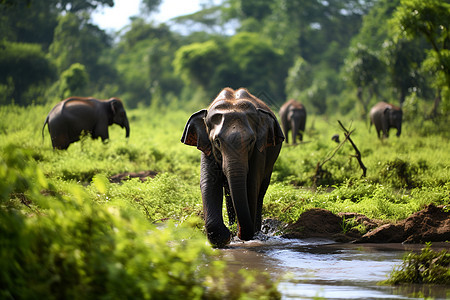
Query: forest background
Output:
[[1, 0, 449, 118], [0, 0, 449, 298]]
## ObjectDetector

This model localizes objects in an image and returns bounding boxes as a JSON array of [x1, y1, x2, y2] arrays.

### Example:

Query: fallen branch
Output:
[[338, 120, 367, 178], [313, 121, 367, 187]]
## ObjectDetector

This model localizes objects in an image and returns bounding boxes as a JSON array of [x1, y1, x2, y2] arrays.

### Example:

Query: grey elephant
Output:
[[279, 99, 307, 144], [181, 88, 284, 247], [369, 101, 402, 139], [43, 97, 130, 149]]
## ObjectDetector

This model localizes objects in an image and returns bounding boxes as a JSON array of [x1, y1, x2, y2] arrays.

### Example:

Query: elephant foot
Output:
[[206, 225, 231, 248], [237, 226, 255, 241]]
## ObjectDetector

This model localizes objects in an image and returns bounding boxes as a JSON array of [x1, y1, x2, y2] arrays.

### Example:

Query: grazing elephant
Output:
[[181, 88, 284, 247], [369, 101, 402, 139], [279, 99, 307, 144], [42, 97, 130, 149]]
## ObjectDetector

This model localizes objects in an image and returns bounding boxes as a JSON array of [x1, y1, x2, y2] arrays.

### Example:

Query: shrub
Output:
[[382, 243, 450, 285], [0, 146, 280, 299]]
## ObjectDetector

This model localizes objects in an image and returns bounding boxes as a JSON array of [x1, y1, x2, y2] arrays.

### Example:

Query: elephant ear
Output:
[[181, 109, 212, 155], [256, 108, 285, 152], [110, 98, 121, 114]]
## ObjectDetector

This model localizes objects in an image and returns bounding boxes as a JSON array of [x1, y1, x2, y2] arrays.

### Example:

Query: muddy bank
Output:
[[280, 204, 450, 244]]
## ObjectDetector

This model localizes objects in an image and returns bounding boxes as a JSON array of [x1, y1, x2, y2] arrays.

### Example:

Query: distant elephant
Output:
[[42, 97, 130, 149], [279, 99, 307, 144], [181, 88, 284, 247], [369, 101, 402, 139]]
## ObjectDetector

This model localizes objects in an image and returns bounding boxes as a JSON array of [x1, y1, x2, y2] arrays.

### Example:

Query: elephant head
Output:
[[384, 106, 402, 137], [109, 98, 130, 138], [181, 88, 284, 247]]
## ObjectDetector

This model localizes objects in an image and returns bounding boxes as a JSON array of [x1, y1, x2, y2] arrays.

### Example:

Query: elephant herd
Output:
[[42, 88, 403, 247]]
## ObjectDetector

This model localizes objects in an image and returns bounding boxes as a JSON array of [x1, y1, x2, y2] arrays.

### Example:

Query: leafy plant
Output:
[[382, 243, 450, 285], [0, 145, 280, 299]]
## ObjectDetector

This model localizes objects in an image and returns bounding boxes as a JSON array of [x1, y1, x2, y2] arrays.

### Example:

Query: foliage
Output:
[[344, 43, 386, 116], [174, 32, 287, 101], [382, 243, 450, 285], [59, 63, 89, 98], [391, 0, 450, 114], [0, 41, 56, 105], [0, 144, 280, 299], [49, 12, 110, 75], [1, 91, 450, 296]]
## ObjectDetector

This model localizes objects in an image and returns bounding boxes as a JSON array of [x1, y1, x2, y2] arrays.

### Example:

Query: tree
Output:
[[111, 18, 183, 107], [0, 0, 114, 49], [49, 13, 111, 83], [0, 0, 59, 50], [174, 40, 226, 95], [391, 0, 450, 115], [141, 0, 162, 14], [59, 63, 89, 98], [227, 32, 287, 101], [0, 41, 56, 105], [174, 32, 287, 102], [344, 43, 385, 117]]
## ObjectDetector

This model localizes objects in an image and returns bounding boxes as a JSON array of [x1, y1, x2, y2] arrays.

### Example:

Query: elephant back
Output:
[[210, 87, 276, 116]]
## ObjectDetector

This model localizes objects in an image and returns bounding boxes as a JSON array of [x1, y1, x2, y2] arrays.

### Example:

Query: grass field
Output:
[[1, 101, 449, 298]]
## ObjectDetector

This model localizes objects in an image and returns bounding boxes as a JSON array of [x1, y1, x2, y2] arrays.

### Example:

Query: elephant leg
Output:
[[200, 153, 231, 247], [94, 123, 109, 141], [283, 126, 289, 144], [50, 128, 71, 150], [255, 175, 271, 232]]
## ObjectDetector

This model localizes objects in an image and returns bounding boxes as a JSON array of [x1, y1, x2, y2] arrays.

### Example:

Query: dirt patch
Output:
[[109, 170, 158, 183], [358, 204, 450, 244], [281, 204, 450, 244]]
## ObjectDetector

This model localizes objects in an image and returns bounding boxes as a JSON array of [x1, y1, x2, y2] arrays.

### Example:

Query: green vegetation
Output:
[[1, 101, 448, 296], [382, 243, 450, 285], [0, 140, 280, 299], [1, 0, 449, 297]]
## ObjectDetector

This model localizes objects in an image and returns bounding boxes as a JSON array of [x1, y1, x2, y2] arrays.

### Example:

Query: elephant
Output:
[[279, 99, 307, 144], [181, 87, 284, 247], [369, 101, 402, 139], [42, 97, 130, 149]]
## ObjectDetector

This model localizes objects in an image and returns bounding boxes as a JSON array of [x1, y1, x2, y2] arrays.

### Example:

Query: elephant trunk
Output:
[[223, 158, 254, 241], [124, 119, 130, 138]]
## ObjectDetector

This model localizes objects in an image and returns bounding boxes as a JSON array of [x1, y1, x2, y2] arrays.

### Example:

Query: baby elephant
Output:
[[279, 99, 307, 144], [369, 101, 402, 139], [43, 97, 130, 149]]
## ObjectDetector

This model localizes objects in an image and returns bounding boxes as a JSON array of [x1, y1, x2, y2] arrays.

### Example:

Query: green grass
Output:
[[1, 103, 449, 223], [0, 101, 449, 297]]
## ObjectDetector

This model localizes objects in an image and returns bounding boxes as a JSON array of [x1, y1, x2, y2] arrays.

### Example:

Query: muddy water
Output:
[[220, 237, 449, 299]]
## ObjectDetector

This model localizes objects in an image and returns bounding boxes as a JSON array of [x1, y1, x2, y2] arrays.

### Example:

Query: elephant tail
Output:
[[42, 115, 49, 141]]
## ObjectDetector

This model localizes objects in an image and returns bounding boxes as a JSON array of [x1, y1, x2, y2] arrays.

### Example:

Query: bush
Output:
[[382, 243, 450, 285], [0, 146, 280, 299]]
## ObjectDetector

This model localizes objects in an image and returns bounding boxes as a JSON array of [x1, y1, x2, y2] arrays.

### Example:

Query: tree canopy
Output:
[[0, 0, 448, 119]]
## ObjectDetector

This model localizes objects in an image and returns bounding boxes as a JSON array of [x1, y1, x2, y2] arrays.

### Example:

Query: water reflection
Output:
[[219, 237, 449, 300]]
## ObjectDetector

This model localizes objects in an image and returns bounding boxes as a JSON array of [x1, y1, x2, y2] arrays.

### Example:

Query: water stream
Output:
[[220, 237, 449, 299]]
